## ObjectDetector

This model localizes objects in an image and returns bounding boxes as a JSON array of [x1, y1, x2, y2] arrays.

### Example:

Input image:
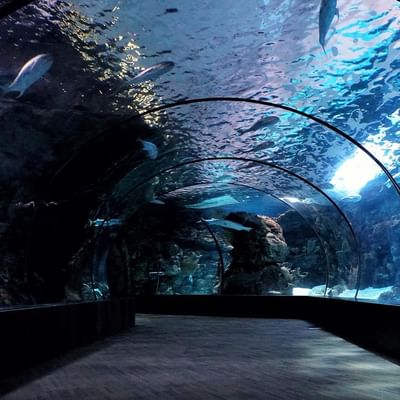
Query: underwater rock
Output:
[[227, 212, 289, 262], [223, 264, 293, 295], [378, 286, 400, 305], [222, 212, 292, 295], [122, 204, 225, 295], [277, 210, 327, 287]]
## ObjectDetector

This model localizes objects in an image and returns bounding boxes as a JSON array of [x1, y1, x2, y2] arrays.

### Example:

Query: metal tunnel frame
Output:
[[199, 218, 226, 295], [37, 98, 397, 301], [113, 156, 358, 253], [129, 97, 400, 196], [109, 156, 361, 298], [160, 181, 334, 297]]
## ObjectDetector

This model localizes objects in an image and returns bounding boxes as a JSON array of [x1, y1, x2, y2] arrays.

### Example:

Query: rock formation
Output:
[[222, 212, 292, 295]]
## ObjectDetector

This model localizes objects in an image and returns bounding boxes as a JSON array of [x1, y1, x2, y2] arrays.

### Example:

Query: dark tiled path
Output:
[[1, 314, 400, 399]]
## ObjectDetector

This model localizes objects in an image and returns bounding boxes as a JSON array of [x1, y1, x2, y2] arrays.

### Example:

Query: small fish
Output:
[[88, 218, 122, 227], [15, 201, 35, 209], [131, 61, 174, 84], [238, 115, 280, 134], [319, 0, 339, 54], [340, 194, 362, 203], [2, 54, 53, 98], [139, 139, 158, 160], [185, 195, 239, 209], [201, 218, 252, 232], [149, 198, 166, 205], [251, 141, 275, 152]]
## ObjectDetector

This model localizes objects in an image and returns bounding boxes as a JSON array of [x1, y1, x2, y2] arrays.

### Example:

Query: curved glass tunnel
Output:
[[0, 1, 400, 307]]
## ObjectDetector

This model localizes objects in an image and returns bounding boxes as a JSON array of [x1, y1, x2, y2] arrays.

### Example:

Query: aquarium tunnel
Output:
[[1, 0, 400, 310]]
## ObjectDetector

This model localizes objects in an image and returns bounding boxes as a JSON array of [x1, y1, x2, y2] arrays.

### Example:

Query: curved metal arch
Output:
[[127, 97, 400, 196], [158, 180, 340, 297], [109, 156, 360, 277], [199, 218, 225, 295]]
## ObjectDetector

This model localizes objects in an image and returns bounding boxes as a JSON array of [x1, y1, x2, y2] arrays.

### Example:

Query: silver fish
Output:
[[139, 139, 158, 160], [202, 218, 252, 232], [238, 115, 280, 134], [319, 0, 339, 53], [3, 54, 53, 98], [131, 61, 174, 84]]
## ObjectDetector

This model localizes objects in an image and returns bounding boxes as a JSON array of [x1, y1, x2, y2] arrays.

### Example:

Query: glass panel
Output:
[[1, 1, 399, 307]]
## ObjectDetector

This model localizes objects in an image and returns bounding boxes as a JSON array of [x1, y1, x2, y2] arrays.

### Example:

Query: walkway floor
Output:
[[1, 314, 400, 399]]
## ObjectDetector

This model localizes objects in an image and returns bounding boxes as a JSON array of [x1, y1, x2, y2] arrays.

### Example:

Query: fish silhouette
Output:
[[131, 61, 174, 84], [185, 195, 239, 209], [319, 0, 339, 54], [238, 115, 280, 134]]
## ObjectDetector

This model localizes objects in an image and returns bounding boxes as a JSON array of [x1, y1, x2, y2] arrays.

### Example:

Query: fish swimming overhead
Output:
[[319, 0, 339, 53], [139, 139, 158, 160], [201, 218, 252, 232], [185, 195, 239, 209], [2, 53, 53, 98], [339, 194, 362, 203], [238, 115, 280, 134], [131, 61, 175, 84]]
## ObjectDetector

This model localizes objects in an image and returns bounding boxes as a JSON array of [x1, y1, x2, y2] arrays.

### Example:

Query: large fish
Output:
[[185, 195, 239, 209], [238, 115, 280, 134], [202, 218, 252, 232], [131, 61, 175, 84], [1, 53, 53, 98], [319, 0, 339, 53]]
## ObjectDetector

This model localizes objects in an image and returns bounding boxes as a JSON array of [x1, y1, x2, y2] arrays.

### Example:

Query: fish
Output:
[[88, 218, 122, 227], [1, 54, 53, 98], [340, 194, 362, 203], [185, 195, 239, 209], [149, 198, 166, 205], [201, 218, 252, 232], [131, 61, 175, 84], [251, 141, 275, 152], [238, 115, 280, 134], [319, 0, 339, 54], [139, 139, 158, 160]]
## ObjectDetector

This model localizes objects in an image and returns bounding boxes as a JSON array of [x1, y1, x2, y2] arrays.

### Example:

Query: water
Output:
[[0, 0, 399, 305]]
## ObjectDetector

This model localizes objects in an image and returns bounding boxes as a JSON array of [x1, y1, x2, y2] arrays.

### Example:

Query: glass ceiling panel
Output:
[[1, 0, 399, 304]]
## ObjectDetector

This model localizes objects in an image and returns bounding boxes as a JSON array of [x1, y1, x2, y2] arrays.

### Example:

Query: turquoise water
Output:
[[0, 0, 399, 305]]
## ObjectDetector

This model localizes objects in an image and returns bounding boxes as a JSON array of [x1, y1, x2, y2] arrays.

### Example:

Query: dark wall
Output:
[[0, 297, 135, 378]]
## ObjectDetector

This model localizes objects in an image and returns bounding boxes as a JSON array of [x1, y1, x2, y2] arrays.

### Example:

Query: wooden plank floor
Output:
[[1, 314, 400, 399]]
